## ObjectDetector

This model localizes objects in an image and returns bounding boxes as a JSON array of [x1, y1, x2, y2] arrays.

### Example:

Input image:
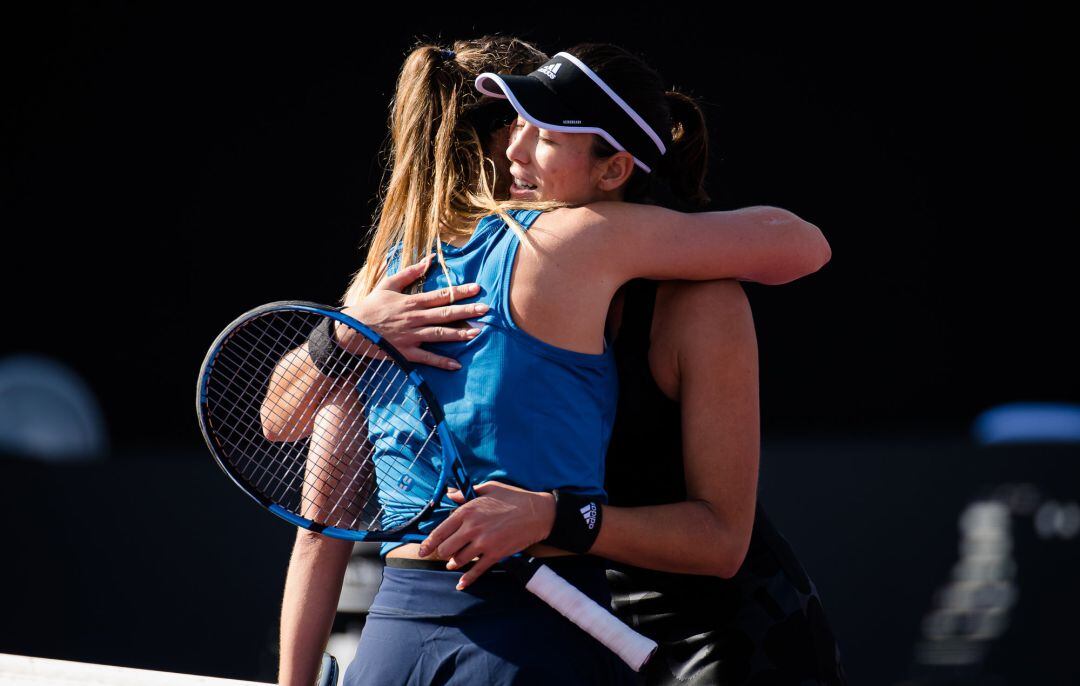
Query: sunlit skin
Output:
[[506, 117, 634, 205]]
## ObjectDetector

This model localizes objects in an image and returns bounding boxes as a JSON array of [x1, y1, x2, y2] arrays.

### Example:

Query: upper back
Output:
[[384, 208, 620, 506], [507, 206, 626, 354]]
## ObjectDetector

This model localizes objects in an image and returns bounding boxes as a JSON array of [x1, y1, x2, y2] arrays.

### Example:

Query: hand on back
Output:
[[339, 255, 491, 370]]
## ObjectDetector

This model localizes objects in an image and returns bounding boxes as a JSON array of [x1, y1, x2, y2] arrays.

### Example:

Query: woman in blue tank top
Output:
[[369, 207, 619, 561], [276, 38, 831, 686]]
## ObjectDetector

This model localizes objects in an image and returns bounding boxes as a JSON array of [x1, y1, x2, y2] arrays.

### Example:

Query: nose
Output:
[[506, 121, 532, 165]]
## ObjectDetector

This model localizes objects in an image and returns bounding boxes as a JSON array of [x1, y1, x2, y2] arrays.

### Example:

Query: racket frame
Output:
[[196, 300, 475, 542]]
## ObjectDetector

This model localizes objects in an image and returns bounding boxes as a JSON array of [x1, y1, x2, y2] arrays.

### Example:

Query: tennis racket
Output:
[[195, 301, 658, 672]]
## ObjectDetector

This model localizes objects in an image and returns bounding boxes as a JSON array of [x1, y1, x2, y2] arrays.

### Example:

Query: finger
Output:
[[445, 541, 481, 570], [401, 347, 462, 371], [376, 254, 433, 293], [411, 284, 482, 309], [447, 488, 465, 503], [456, 556, 500, 590], [431, 526, 474, 561], [413, 304, 490, 327], [411, 302, 490, 326], [412, 326, 482, 344], [418, 515, 462, 558]]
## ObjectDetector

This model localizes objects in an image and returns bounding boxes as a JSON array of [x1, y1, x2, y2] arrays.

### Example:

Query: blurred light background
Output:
[[1, 2, 1076, 684]]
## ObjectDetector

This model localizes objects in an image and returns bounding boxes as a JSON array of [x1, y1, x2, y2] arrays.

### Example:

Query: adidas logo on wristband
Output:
[[546, 489, 602, 553], [579, 503, 598, 530]]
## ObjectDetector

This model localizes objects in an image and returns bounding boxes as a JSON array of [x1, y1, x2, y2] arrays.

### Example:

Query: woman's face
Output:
[[504, 117, 616, 206]]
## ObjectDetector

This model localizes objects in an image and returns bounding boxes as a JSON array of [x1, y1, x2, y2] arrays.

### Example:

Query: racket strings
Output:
[[210, 315, 393, 512], [209, 349, 424, 532], [218, 319, 430, 442], [205, 310, 445, 533], [210, 340, 382, 527], [207, 312, 359, 484], [211, 343, 383, 524]]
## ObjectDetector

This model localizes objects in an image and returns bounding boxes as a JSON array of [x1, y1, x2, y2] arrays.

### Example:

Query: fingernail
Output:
[[446, 562, 456, 570], [418, 546, 428, 556], [456, 582, 465, 591], [474, 304, 488, 314], [468, 283, 480, 291], [467, 328, 481, 336], [448, 361, 462, 370]]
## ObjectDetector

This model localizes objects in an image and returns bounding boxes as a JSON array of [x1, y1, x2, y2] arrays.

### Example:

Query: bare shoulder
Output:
[[527, 206, 602, 247], [656, 280, 753, 335], [649, 280, 756, 397], [526, 205, 641, 273]]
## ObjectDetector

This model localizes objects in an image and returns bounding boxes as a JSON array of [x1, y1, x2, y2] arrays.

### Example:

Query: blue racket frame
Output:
[[196, 300, 477, 542]]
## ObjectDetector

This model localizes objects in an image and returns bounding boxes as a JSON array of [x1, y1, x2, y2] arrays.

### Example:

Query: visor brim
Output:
[[475, 73, 579, 129], [474, 72, 652, 172]]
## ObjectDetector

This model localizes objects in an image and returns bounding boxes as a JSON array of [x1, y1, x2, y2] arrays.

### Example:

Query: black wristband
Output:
[[306, 316, 360, 378], [543, 489, 603, 554]]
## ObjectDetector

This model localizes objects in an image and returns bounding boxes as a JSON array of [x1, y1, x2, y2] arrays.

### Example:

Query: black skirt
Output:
[[606, 505, 847, 686]]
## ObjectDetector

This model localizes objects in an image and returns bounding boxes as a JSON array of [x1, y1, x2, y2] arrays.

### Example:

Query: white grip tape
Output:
[[525, 564, 658, 672]]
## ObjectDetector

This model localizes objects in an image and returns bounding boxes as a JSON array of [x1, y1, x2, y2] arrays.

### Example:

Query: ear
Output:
[[594, 151, 636, 192]]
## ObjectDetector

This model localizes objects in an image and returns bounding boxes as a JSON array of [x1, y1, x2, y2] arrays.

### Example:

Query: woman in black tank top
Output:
[[606, 279, 847, 686]]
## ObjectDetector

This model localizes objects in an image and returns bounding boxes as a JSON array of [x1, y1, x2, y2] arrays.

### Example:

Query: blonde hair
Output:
[[343, 36, 561, 305]]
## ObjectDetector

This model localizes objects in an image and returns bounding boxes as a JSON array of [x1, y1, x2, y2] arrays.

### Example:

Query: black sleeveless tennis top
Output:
[[604, 279, 848, 686]]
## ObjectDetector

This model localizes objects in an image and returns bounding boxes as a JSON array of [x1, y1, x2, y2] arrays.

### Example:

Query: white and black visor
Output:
[[475, 51, 667, 173]]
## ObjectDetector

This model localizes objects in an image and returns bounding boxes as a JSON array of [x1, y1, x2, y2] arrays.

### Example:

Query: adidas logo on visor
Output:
[[537, 63, 562, 79]]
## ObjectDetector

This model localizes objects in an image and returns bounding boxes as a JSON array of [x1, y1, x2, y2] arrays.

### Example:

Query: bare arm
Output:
[[279, 383, 376, 685], [278, 530, 353, 686], [550, 202, 830, 287], [588, 280, 758, 577]]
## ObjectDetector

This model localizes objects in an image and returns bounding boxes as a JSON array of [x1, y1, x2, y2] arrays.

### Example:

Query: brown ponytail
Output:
[[659, 90, 710, 208], [343, 37, 549, 305]]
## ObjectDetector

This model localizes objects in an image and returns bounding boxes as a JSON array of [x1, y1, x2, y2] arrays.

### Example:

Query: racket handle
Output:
[[316, 652, 338, 686], [523, 562, 658, 672]]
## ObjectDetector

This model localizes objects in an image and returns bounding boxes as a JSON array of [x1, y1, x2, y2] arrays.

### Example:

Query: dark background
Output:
[[2, 2, 1077, 684]]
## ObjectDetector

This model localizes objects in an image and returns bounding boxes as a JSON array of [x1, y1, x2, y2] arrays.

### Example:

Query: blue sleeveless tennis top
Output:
[[378, 209, 618, 557]]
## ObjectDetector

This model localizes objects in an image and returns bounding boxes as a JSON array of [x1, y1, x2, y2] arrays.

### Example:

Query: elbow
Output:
[[711, 536, 751, 579], [261, 406, 296, 443], [261, 410, 285, 442], [808, 220, 832, 273], [793, 212, 831, 279], [760, 208, 831, 285], [694, 501, 752, 578], [701, 533, 750, 579]]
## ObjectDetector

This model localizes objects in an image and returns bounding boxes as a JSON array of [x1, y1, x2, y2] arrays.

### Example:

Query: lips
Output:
[[509, 175, 539, 198]]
